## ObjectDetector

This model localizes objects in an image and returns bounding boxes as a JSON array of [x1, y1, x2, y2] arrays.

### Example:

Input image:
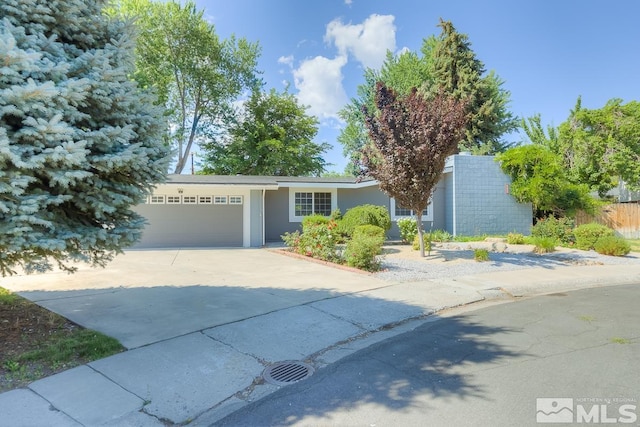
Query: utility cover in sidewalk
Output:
[[263, 361, 314, 386]]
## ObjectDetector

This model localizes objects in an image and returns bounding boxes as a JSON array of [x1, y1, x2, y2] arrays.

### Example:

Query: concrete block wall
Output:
[[450, 155, 532, 236]]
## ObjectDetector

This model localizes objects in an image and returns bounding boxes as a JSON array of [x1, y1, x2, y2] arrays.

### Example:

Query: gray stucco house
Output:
[[132, 154, 532, 248]]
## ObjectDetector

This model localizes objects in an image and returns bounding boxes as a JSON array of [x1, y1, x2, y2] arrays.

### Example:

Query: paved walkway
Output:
[[1, 248, 639, 426]]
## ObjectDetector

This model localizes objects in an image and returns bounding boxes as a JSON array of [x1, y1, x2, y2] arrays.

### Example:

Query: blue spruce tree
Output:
[[0, 0, 170, 275]]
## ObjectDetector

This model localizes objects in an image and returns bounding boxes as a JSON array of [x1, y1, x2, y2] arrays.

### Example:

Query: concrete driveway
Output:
[[2, 248, 389, 349]]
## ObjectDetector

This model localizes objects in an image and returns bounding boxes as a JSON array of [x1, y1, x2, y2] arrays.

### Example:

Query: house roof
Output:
[[166, 174, 377, 188]]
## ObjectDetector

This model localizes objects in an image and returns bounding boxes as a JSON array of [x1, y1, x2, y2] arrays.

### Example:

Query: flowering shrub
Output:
[[282, 220, 340, 262]]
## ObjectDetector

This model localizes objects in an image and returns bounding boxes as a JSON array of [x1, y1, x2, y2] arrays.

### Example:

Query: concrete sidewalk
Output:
[[1, 249, 639, 426]]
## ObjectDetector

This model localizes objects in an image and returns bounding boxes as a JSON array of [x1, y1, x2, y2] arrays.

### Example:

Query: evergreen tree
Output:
[[429, 19, 518, 153], [0, 0, 170, 275]]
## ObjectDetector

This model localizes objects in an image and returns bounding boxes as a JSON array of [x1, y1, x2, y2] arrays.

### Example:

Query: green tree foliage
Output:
[[111, 0, 261, 174], [558, 98, 640, 197], [361, 83, 467, 256], [338, 42, 436, 175], [199, 89, 329, 176], [0, 0, 170, 275], [429, 19, 518, 154], [338, 20, 517, 172], [496, 145, 593, 219]]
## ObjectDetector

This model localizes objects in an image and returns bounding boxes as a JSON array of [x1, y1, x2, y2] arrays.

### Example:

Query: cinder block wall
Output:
[[450, 155, 532, 236]]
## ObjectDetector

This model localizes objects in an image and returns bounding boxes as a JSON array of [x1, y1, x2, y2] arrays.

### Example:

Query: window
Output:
[[289, 188, 336, 221], [183, 196, 197, 204], [294, 192, 313, 216], [390, 198, 433, 221], [214, 196, 228, 205], [199, 196, 212, 204], [167, 196, 181, 204], [229, 195, 243, 205], [150, 195, 165, 204]]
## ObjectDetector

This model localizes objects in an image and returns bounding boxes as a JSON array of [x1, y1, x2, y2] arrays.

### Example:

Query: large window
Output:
[[289, 188, 336, 221]]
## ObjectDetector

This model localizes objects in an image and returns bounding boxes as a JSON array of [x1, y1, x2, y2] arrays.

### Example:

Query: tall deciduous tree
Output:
[[199, 89, 329, 176], [496, 145, 594, 219], [429, 19, 518, 154], [361, 83, 467, 256], [112, 0, 261, 174], [558, 97, 640, 197], [0, 0, 170, 275]]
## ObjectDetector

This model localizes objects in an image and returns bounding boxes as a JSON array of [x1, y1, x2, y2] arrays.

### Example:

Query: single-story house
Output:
[[132, 154, 532, 248]]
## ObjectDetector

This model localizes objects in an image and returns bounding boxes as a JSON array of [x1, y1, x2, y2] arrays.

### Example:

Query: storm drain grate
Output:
[[263, 361, 314, 386]]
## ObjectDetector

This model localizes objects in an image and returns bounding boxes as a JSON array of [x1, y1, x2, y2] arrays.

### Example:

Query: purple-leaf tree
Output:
[[361, 82, 467, 257]]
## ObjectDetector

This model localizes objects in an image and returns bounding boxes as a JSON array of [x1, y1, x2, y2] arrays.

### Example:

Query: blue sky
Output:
[[194, 0, 640, 173]]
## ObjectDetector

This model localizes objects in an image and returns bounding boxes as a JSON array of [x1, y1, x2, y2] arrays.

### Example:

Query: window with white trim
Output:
[[183, 196, 197, 204], [214, 196, 228, 204], [289, 188, 337, 221], [150, 195, 165, 204], [390, 198, 433, 221], [167, 195, 181, 204], [199, 196, 212, 204], [229, 195, 243, 205]]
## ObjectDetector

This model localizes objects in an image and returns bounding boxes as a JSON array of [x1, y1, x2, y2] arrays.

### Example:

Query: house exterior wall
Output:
[[449, 155, 532, 236], [265, 188, 296, 242], [133, 204, 243, 248]]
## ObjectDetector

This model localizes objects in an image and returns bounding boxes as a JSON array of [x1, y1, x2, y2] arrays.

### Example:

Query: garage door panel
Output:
[[133, 205, 243, 248]]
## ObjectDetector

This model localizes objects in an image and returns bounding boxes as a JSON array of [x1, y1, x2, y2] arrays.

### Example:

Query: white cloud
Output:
[[292, 55, 349, 121], [344, 0, 353, 5], [278, 55, 294, 67], [324, 14, 396, 70]]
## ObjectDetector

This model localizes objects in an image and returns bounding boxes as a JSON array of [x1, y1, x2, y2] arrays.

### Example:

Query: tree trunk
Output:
[[415, 211, 425, 257]]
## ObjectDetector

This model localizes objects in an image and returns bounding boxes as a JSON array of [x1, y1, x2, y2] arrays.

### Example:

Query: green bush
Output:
[[431, 229, 453, 242], [412, 233, 432, 253], [532, 236, 556, 254], [344, 234, 384, 272], [474, 248, 490, 262], [531, 216, 575, 246], [507, 232, 526, 245], [339, 204, 391, 237], [301, 214, 329, 230], [573, 223, 615, 250], [593, 235, 631, 256], [397, 217, 417, 244], [353, 224, 386, 243]]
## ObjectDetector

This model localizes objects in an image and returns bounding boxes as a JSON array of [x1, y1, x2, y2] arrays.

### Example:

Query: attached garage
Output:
[[132, 175, 279, 249]]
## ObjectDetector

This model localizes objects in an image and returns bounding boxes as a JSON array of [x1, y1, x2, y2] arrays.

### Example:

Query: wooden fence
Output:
[[575, 203, 640, 238]]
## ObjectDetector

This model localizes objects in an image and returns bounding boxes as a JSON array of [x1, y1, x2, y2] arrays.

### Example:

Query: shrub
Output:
[[282, 220, 340, 262], [302, 214, 329, 230], [344, 233, 384, 272], [573, 223, 615, 250], [532, 236, 556, 254], [531, 216, 575, 246], [431, 229, 453, 242], [474, 248, 490, 262], [339, 205, 391, 237], [412, 233, 432, 253], [397, 217, 417, 244], [507, 232, 525, 245], [593, 236, 631, 256], [353, 224, 386, 243]]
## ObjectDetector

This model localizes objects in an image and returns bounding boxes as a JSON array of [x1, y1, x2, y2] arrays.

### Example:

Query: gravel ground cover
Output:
[[375, 242, 640, 282]]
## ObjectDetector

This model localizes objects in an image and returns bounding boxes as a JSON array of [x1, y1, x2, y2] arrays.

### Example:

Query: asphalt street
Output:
[[215, 284, 640, 427]]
